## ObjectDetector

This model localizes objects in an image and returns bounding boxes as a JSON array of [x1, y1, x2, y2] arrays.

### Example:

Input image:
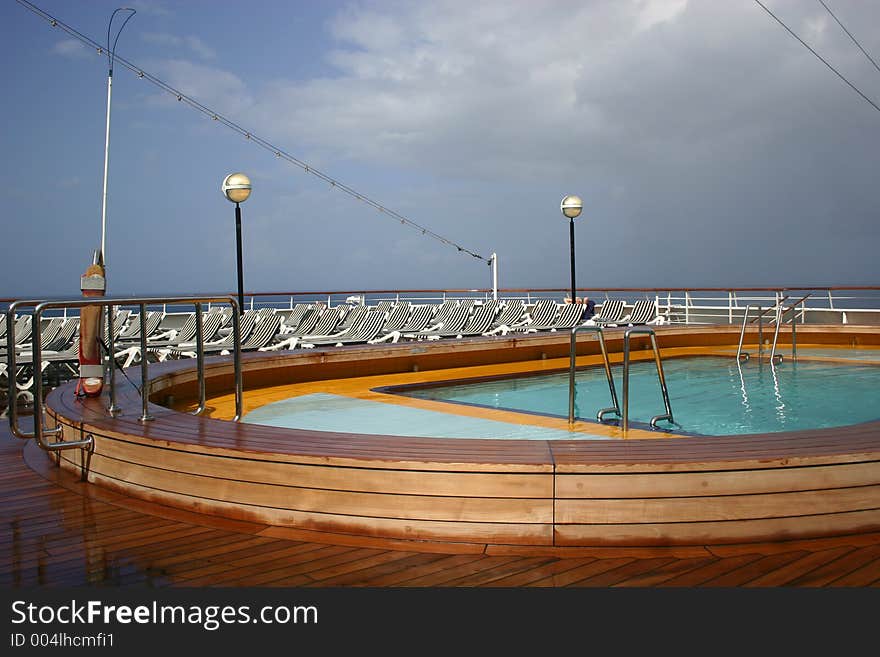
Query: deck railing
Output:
[[3, 286, 880, 323], [6, 296, 242, 479]]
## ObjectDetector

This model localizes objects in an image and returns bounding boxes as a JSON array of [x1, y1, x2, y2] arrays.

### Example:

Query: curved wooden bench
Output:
[[44, 325, 880, 548]]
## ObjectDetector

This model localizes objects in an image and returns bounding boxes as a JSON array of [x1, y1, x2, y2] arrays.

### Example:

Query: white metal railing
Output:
[[5, 289, 879, 345]]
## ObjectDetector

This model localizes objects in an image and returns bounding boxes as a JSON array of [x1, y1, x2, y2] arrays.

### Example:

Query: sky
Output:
[[2, 0, 879, 298]]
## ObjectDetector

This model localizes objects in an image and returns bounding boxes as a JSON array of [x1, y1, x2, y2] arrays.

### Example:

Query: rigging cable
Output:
[[753, 0, 880, 115], [13, 0, 491, 265], [817, 0, 880, 76]]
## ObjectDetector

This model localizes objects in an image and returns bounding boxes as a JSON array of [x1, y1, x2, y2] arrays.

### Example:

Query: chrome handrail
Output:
[[770, 293, 809, 363], [6, 296, 242, 462], [6, 300, 70, 446], [568, 326, 620, 423], [622, 327, 674, 432], [735, 304, 765, 361]]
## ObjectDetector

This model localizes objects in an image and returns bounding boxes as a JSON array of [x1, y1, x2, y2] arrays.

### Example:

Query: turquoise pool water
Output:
[[242, 393, 610, 440], [400, 356, 880, 436]]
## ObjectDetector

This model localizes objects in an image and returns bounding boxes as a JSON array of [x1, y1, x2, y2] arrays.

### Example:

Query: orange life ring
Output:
[[77, 262, 105, 397]]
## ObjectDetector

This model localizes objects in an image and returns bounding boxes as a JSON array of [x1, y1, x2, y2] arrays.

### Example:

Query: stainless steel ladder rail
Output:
[[735, 304, 772, 361], [6, 296, 243, 478], [769, 293, 810, 363], [568, 325, 620, 423], [622, 327, 674, 432]]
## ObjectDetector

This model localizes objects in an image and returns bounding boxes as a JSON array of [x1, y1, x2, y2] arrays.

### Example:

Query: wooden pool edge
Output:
[[45, 324, 880, 548]]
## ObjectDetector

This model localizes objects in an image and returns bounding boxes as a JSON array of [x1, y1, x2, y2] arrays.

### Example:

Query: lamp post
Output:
[[99, 7, 136, 276], [222, 173, 252, 314], [560, 195, 583, 304]]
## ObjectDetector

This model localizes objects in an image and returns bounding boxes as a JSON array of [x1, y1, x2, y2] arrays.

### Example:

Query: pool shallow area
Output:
[[243, 392, 610, 440], [399, 356, 880, 436]]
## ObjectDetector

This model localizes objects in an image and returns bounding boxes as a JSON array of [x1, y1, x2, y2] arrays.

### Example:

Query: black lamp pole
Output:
[[560, 195, 583, 304], [222, 172, 251, 315], [235, 201, 245, 314], [569, 216, 576, 304]]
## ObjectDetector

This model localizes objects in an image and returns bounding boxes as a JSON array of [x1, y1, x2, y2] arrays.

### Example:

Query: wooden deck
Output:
[[5, 322, 880, 586], [3, 420, 880, 587]]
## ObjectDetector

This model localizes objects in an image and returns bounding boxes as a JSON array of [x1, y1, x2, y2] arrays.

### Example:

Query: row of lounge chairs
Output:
[[2, 299, 662, 388], [259, 296, 660, 349]]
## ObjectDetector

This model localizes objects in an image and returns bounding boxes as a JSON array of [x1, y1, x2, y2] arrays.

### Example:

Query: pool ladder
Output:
[[737, 294, 808, 363], [568, 326, 674, 432]]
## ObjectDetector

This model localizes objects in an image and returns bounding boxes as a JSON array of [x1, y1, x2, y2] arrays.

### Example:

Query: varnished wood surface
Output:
[[3, 421, 880, 587], [38, 327, 880, 546]]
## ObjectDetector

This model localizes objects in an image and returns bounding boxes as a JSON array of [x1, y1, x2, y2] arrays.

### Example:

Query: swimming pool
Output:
[[398, 356, 880, 436], [46, 323, 880, 547]]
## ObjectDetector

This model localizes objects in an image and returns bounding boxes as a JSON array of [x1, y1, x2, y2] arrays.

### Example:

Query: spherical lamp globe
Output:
[[222, 172, 252, 204], [560, 195, 583, 219]]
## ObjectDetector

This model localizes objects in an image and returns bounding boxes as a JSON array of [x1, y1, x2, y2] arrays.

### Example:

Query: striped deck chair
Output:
[[37, 318, 65, 347], [256, 307, 275, 320], [547, 303, 586, 331], [154, 311, 261, 361], [279, 304, 311, 333], [3, 317, 63, 357], [300, 307, 350, 340], [503, 299, 559, 334], [261, 306, 343, 351], [421, 302, 499, 340], [144, 312, 225, 362], [372, 300, 394, 315], [334, 305, 368, 333], [379, 302, 412, 333], [215, 306, 234, 329], [405, 304, 471, 341], [9, 337, 82, 391], [41, 318, 79, 353], [426, 300, 458, 328], [18, 317, 62, 353], [171, 314, 282, 358], [148, 312, 197, 345], [484, 299, 526, 334], [0, 315, 32, 350], [517, 302, 584, 333], [300, 310, 387, 348], [399, 299, 459, 338], [111, 309, 132, 338], [591, 299, 627, 326], [622, 299, 658, 326], [398, 305, 436, 333], [298, 305, 370, 343], [458, 299, 477, 313], [284, 307, 321, 337], [228, 314, 281, 352], [116, 311, 164, 343], [372, 304, 436, 344]]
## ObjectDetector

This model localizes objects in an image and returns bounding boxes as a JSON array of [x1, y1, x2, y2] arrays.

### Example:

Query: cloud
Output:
[[633, 0, 688, 33], [252, 1, 691, 176], [144, 58, 253, 117], [242, 0, 880, 188], [67, 0, 878, 290], [250, 0, 879, 287], [129, 1, 173, 18], [142, 32, 216, 60], [51, 38, 92, 59], [57, 177, 81, 189]]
